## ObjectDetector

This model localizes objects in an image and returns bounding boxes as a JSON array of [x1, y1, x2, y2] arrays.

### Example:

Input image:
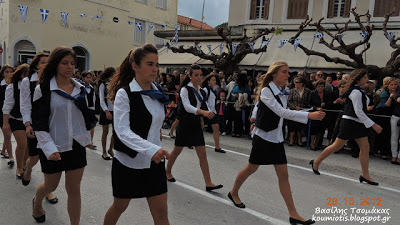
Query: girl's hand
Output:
[[203, 111, 215, 119], [106, 111, 113, 120], [152, 149, 170, 164], [308, 111, 325, 120], [49, 152, 61, 161]]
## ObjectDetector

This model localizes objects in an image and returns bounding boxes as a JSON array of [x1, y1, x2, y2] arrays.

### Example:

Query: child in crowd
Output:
[[216, 92, 227, 135]]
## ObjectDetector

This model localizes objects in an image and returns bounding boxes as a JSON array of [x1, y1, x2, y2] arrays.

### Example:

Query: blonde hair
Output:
[[382, 77, 398, 92], [257, 61, 288, 101]]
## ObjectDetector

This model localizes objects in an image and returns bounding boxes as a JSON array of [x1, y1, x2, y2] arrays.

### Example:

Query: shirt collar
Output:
[[30, 72, 38, 82], [188, 81, 201, 90], [0, 79, 6, 85], [50, 76, 84, 96], [129, 78, 157, 92], [268, 81, 281, 96]]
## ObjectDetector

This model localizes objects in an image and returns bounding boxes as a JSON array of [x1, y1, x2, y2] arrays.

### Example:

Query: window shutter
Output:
[[327, 0, 335, 18], [287, 0, 309, 19], [374, 0, 385, 17], [343, 0, 351, 18], [250, 0, 257, 20], [374, 0, 400, 17], [264, 0, 270, 19]]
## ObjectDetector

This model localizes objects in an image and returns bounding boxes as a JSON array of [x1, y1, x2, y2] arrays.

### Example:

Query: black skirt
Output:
[[112, 158, 167, 199], [27, 137, 40, 156], [39, 140, 87, 174], [249, 135, 287, 165], [9, 118, 25, 132], [175, 114, 205, 147], [337, 118, 369, 140], [99, 110, 113, 125]]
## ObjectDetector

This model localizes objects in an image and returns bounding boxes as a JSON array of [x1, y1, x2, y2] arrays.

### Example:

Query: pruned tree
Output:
[[288, 8, 399, 84], [167, 27, 275, 75]]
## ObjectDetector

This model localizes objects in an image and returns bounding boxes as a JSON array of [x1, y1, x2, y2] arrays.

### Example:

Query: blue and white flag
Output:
[[18, 5, 28, 23], [336, 33, 345, 43], [278, 40, 288, 48], [314, 32, 324, 38], [219, 43, 224, 55], [386, 32, 396, 42], [207, 45, 212, 54], [360, 31, 368, 39], [40, 9, 49, 24], [261, 41, 270, 49], [294, 38, 302, 52], [92, 15, 102, 20], [136, 22, 142, 31], [173, 35, 179, 44], [248, 42, 254, 52], [80, 13, 87, 18], [61, 12, 69, 27], [196, 46, 202, 52], [173, 25, 179, 44], [232, 43, 239, 55], [128, 21, 134, 26], [147, 24, 154, 35], [162, 24, 167, 28]]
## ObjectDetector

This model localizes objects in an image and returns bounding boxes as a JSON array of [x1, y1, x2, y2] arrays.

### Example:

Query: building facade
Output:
[[0, 0, 177, 71]]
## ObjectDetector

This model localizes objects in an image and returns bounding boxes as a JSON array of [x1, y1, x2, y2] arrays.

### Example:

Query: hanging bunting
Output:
[[196, 45, 202, 52], [113, 17, 119, 23], [360, 31, 368, 39], [92, 15, 103, 20], [136, 22, 143, 31], [147, 24, 154, 35], [207, 45, 212, 53], [278, 40, 288, 48], [232, 43, 239, 55], [128, 21, 134, 26], [18, 5, 28, 23], [61, 12, 69, 27], [294, 38, 302, 52], [247, 42, 254, 52], [336, 34, 345, 43], [173, 24, 179, 44], [314, 32, 324, 38], [162, 24, 167, 28], [80, 13, 87, 18], [40, 9, 49, 24], [261, 41, 270, 49], [386, 32, 396, 42], [219, 43, 224, 55]]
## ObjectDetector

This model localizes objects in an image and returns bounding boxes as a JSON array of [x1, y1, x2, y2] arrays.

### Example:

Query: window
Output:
[[374, 0, 400, 17], [135, 0, 148, 4], [250, 0, 270, 20], [72, 47, 89, 71], [328, 0, 351, 18], [287, 0, 309, 19], [156, 0, 168, 10], [134, 19, 146, 45], [153, 24, 165, 48]]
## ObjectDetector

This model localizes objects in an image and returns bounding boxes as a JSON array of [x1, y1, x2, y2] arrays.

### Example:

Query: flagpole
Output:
[[200, 0, 205, 30]]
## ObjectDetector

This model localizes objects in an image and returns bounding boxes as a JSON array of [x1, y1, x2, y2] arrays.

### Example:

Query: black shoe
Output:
[[167, 177, 176, 182], [32, 198, 46, 223], [22, 177, 30, 186], [215, 148, 226, 153], [289, 143, 294, 146], [8, 160, 14, 167], [169, 133, 176, 139], [206, 184, 223, 192], [102, 155, 111, 160], [16, 173, 24, 179], [107, 150, 114, 157], [289, 217, 315, 225], [309, 160, 320, 175], [46, 196, 59, 204], [227, 192, 245, 208], [188, 146, 194, 149], [359, 176, 379, 186]]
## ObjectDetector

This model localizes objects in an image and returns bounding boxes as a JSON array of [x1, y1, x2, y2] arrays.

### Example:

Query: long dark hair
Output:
[[345, 68, 368, 90], [11, 64, 30, 84], [0, 65, 15, 81], [29, 52, 49, 76], [96, 67, 116, 87], [179, 64, 201, 89], [200, 74, 218, 88], [236, 72, 248, 89], [108, 43, 158, 101], [38, 46, 77, 84]]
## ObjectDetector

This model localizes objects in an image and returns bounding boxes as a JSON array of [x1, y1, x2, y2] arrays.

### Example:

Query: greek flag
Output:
[[80, 13, 87, 18], [232, 43, 239, 55], [18, 5, 28, 23], [40, 9, 49, 24], [147, 24, 154, 35], [294, 38, 302, 52], [248, 42, 254, 52], [173, 25, 179, 44], [314, 32, 324, 38], [278, 40, 288, 48], [162, 24, 167, 28], [92, 15, 102, 20], [136, 22, 142, 31], [128, 21, 134, 26], [360, 32, 368, 39], [386, 32, 396, 42], [219, 43, 224, 55], [261, 41, 270, 49], [336, 34, 345, 43], [61, 12, 69, 27], [207, 45, 212, 53], [196, 46, 202, 52]]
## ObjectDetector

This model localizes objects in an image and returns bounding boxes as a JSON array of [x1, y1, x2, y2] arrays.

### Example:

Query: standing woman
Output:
[[166, 64, 223, 191], [0, 65, 15, 166], [81, 71, 97, 150], [3, 64, 30, 178], [201, 74, 225, 153], [228, 61, 324, 225], [20, 52, 58, 203], [104, 44, 171, 225], [98, 67, 116, 160], [310, 69, 383, 185], [31, 47, 93, 224]]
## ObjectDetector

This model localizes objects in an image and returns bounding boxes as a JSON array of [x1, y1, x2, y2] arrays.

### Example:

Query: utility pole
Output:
[[200, 0, 205, 30]]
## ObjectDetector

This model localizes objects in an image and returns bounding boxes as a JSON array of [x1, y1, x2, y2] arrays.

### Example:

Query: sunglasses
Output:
[[294, 81, 302, 84]]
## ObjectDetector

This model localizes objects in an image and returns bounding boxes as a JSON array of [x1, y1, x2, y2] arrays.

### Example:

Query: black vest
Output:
[[86, 86, 95, 108], [10, 82, 22, 119], [101, 82, 109, 108], [177, 86, 207, 118], [343, 87, 368, 118], [113, 86, 152, 158], [0, 82, 7, 110], [255, 85, 284, 132]]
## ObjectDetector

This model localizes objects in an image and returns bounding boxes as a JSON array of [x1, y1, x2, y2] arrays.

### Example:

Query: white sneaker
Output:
[[222, 132, 226, 136]]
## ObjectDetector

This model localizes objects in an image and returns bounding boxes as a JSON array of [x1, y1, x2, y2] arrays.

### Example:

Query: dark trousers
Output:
[[233, 109, 243, 135], [218, 114, 226, 133], [225, 103, 235, 133]]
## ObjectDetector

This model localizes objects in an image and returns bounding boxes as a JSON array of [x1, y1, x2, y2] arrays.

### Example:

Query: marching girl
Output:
[[81, 71, 97, 150], [20, 52, 58, 204], [104, 44, 171, 225], [200, 74, 225, 153], [0, 65, 14, 166], [98, 67, 116, 160], [228, 61, 324, 225], [31, 47, 94, 224], [3, 64, 30, 178], [166, 64, 223, 192], [310, 69, 383, 185]]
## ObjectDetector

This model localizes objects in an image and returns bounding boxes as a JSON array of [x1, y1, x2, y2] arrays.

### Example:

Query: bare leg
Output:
[[33, 172, 62, 218], [211, 123, 220, 149], [102, 125, 109, 157], [13, 130, 28, 175], [147, 193, 169, 225], [310, 135, 316, 149], [289, 132, 295, 145], [229, 163, 259, 204], [297, 132, 302, 145], [313, 138, 347, 171], [169, 119, 179, 137], [65, 168, 85, 225], [3, 129, 14, 160], [104, 198, 131, 225], [194, 146, 217, 186], [355, 137, 374, 181], [108, 135, 114, 156], [90, 128, 95, 143], [165, 146, 183, 180], [24, 155, 39, 181]]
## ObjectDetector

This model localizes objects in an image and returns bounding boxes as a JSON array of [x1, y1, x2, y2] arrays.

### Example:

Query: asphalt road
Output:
[[0, 126, 399, 225]]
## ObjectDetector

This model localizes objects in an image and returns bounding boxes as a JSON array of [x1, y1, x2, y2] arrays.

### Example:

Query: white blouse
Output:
[[33, 77, 91, 159], [85, 83, 96, 110], [113, 79, 165, 169], [202, 86, 217, 114], [99, 82, 114, 111], [20, 73, 38, 124], [3, 81, 22, 120], [180, 82, 209, 115], [342, 88, 374, 128]]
